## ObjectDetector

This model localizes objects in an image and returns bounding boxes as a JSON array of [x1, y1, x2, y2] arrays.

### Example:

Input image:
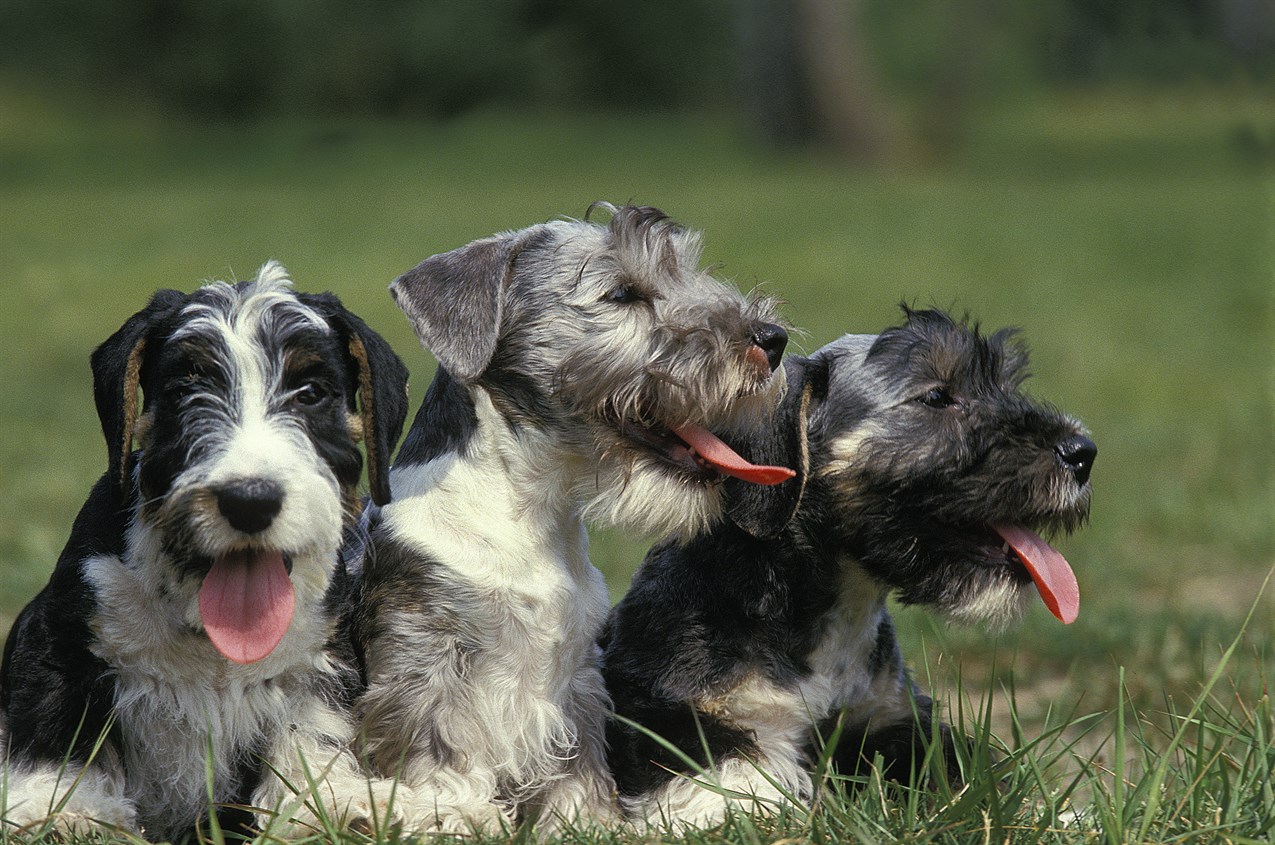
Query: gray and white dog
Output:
[[353, 205, 792, 832], [0, 263, 409, 839], [603, 308, 1095, 826]]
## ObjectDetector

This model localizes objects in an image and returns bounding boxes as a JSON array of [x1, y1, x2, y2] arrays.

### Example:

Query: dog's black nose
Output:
[[752, 323, 788, 371], [1055, 435, 1097, 486], [216, 479, 284, 535]]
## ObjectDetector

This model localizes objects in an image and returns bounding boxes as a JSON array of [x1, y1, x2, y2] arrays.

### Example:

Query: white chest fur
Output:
[[82, 541, 339, 832], [378, 394, 612, 797]]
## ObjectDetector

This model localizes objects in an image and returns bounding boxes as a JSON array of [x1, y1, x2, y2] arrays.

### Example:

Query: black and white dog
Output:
[[0, 263, 409, 839], [603, 308, 1095, 826], [353, 205, 794, 832]]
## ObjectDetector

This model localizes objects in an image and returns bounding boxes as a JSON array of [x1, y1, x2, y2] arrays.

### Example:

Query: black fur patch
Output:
[[394, 367, 479, 466], [0, 475, 124, 764]]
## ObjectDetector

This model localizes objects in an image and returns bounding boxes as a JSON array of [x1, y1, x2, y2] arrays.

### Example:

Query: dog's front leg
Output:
[[531, 663, 619, 833], [388, 765, 511, 835]]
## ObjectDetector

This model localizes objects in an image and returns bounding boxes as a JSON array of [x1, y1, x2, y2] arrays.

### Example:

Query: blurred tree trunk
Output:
[[918, 0, 989, 158], [737, 0, 894, 163], [791, 0, 893, 160], [1217, 0, 1275, 57], [737, 0, 812, 148]]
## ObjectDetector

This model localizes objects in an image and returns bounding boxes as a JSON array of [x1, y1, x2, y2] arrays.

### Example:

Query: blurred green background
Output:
[[0, 0, 1271, 738]]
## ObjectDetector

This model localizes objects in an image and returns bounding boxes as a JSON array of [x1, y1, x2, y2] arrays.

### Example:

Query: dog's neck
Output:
[[386, 368, 594, 581]]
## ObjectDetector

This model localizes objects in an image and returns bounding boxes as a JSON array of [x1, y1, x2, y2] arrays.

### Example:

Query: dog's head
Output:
[[809, 308, 1093, 626], [389, 203, 792, 538], [722, 308, 1094, 628], [91, 262, 409, 663]]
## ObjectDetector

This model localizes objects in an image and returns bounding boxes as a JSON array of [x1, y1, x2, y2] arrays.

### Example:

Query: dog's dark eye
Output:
[[918, 387, 957, 409], [293, 381, 329, 407], [603, 284, 646, 305], [172, 370, 209, 398]]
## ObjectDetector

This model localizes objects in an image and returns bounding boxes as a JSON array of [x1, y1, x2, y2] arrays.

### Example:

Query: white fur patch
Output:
[[1, 749, 137, 833], [371, 391, 615, 831]]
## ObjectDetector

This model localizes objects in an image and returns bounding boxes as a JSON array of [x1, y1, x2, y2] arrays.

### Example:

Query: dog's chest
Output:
[[705, 562, 892, 744], [800, 566, 892, 718], [82, 552, 332, 828], [387, 454, 612, 657], [110, 667, 292, 826], [383, 455, 611, 779]]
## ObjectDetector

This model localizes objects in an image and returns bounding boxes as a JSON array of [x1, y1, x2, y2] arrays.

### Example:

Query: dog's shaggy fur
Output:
[[0, 263, 409, 840], [353, 205, 789, 832], [603, 308, 1096, 826]]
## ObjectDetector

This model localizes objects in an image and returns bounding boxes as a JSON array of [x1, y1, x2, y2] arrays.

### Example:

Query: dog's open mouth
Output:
[[622, 421, 795, 486], [198, 549, 296, 664], [989, 524, 1079, 624]]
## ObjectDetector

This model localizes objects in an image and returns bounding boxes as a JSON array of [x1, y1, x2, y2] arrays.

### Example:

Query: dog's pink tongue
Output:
[[993, 523, 1079, 624], [673, 424, 797, 486], [198, 550, 295, 664]]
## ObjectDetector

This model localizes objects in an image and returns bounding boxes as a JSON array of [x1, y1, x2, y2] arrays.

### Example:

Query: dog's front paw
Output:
[[5, 808, 139, 840], [533, 778, 621, 834], [400, 794, 511, 835], [1, 773, 139, 838], [340, 777, 411, 836]]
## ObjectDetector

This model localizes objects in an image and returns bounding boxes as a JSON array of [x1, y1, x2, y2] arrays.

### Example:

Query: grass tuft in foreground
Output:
[[3, 650, 1270, 844]]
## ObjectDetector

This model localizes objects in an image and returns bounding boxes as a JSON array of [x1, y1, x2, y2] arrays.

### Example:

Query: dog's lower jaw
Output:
[[583, 368, 788, 543], [943, 578, 1034, 629]]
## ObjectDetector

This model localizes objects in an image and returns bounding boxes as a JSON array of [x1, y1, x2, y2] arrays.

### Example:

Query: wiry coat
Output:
[[0, 264, 409, 839], [604, 309, 1096, 826], [354, 205, 789, 832]]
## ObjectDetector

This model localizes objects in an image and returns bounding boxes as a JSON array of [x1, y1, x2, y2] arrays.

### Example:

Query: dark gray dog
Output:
[[603, 308, 1095, 826], [353, 205, 792, 832]]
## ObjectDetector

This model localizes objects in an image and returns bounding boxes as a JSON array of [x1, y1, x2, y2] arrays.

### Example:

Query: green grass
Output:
[[0, 79, 1271, 841]]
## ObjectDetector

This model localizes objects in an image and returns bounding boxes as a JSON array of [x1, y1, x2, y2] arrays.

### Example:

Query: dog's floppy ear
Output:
[[722, 357, 817, 539], [91, 289, 187, 491], [306, 295, 411, 507], [389, 230, 529, 382]]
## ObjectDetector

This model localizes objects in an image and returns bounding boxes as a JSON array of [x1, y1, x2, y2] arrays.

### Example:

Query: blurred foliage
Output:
[[0, 0, 1268, 119], [0, 0, 733, 116]]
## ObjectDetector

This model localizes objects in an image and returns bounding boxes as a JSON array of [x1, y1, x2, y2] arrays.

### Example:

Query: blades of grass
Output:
[[810, 710, 847, 809], [0, 756, 8, 845], [609, 712, 711, 779], [358, 774, 402, 843], [201, 729, 226, 845], [43, 707, 121, 831], [1133, 568, 1271, 843], [253, 757, 308, 840], [1111, 665, 1125, 843], [294, 748, 346, 842]]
